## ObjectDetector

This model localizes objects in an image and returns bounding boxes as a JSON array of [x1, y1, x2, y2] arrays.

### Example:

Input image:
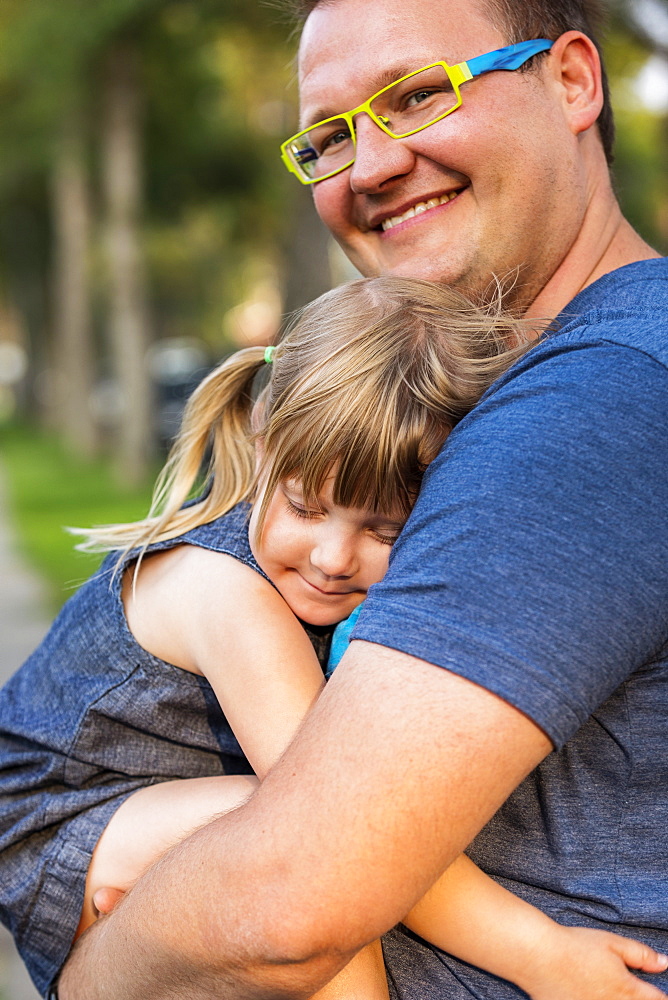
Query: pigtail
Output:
[[72, 346, 269, 554]]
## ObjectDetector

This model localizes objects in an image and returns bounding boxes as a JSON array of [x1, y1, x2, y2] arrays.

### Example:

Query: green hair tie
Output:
[[264, 346, 276, 364]]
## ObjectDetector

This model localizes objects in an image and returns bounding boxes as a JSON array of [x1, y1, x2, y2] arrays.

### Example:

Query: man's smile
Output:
[[378, 189, 464, 232], [360, 185, 468, 235]]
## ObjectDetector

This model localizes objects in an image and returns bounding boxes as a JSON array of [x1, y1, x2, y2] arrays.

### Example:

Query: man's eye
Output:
[[405, 88, 438, 108], [320, 128, 352, 153]]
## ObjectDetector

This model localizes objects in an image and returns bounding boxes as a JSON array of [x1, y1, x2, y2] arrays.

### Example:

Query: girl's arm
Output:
[[403, 853, 668, 999], [125, 543, 328, 777], [122, 545, 390, 1000], [129, 544, 328, 777]]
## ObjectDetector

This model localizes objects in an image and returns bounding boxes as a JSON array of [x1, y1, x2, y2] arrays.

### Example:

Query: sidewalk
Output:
[[0, 463, 48, 1000]]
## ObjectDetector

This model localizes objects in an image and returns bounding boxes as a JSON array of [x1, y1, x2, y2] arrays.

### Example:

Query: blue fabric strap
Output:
[[326, 603, 364, 678]]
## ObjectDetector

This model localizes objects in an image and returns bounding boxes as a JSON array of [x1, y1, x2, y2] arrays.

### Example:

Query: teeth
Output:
[[381, 193, 457, 231]]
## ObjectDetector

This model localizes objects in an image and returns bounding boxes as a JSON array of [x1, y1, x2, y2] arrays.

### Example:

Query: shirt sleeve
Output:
[[352, 339, 668, 748]]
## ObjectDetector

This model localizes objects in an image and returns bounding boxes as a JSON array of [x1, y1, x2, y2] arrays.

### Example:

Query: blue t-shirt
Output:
[[353, 260, 668, 997]]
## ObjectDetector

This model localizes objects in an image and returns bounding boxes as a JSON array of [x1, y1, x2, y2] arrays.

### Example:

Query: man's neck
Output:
[[525, 190, 661, 321]]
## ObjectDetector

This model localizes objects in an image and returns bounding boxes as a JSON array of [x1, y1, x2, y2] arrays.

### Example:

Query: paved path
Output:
[[0, 463, 48, 999]]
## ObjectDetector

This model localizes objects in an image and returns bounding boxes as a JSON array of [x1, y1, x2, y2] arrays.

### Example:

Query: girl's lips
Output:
[[300, 574, 351, 597], [300, 573, 367, 601]]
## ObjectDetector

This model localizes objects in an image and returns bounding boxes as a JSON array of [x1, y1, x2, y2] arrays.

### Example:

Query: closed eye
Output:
[[284, 497, 323, 519], [369, 523, 403, 545], [372, 531, 399, 546]]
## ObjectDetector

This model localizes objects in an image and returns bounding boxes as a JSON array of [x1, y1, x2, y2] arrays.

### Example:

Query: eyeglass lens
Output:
[[287, 65, 456, 181]]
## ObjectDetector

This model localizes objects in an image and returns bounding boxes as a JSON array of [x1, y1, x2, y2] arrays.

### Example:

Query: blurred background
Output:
[[0, 0, 667, 996]]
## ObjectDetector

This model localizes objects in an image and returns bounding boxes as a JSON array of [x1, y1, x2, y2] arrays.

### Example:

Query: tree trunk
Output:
[[102, 42, 153, 486], [50, 110, 98, 457], [280, 184, 334, 315]]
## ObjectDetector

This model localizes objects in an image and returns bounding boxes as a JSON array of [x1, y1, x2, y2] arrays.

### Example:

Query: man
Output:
[[58, 0, 668, 996]]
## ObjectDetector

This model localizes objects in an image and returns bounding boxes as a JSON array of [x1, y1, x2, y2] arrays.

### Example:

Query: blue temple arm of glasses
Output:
[[466, 38, 553, 78], [294, 146, 318, 163]]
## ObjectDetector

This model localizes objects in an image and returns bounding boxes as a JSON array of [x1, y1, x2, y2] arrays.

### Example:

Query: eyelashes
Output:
[[372, 531, 399, 546], [283, 497, 321, 519], [283, 496, 400, 546]]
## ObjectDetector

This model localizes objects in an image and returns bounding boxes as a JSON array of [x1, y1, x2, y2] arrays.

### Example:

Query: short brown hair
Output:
[[481, 0, 614, 163], [286, 0, 614, 163]]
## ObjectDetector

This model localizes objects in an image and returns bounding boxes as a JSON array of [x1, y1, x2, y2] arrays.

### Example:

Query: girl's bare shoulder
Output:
[[122, 543, 294, 673]]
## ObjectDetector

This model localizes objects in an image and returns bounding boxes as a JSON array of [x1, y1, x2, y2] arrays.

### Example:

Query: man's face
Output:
[[298, 0, 587, 307]]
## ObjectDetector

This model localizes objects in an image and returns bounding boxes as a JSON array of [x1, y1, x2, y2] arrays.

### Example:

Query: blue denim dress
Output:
[[0, 502, 331, 997]]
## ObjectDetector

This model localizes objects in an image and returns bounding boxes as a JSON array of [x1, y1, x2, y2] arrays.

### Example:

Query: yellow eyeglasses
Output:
[[281, 38, 553, 185]]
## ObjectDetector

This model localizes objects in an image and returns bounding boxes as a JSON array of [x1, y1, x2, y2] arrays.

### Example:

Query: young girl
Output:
[[0, 277, 665, 1000]]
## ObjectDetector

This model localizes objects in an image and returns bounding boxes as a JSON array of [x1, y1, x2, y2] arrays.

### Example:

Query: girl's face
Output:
[[249, 475, 405, 626]]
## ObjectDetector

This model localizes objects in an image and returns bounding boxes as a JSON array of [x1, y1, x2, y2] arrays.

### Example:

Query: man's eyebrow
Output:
[[300, 64, 429, 129]]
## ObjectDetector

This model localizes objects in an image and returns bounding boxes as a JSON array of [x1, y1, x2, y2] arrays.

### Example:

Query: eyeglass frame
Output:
[[280, 38, 554, 185]]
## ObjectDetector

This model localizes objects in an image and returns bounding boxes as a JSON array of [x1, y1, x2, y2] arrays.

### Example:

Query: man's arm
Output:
[[58, 640, 551, 1000]]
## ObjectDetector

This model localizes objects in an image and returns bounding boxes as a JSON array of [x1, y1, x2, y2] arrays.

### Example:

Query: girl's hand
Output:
[[518, 925, 668, 1000]]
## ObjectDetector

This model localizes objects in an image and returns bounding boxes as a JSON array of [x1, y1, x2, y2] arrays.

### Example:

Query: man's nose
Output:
[[310, 533, 358, 579], [349, 113, 416, 194]]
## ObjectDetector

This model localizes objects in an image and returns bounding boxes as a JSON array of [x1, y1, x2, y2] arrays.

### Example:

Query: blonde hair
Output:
[[75, 276, 536, 554]]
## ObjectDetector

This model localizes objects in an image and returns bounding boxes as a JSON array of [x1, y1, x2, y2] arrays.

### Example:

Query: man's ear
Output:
[[548, 30, 604, 137]]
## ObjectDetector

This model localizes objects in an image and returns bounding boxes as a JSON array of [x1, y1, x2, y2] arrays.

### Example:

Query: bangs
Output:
[[256, 369, 449, 528], [252, 275, 534, 535]]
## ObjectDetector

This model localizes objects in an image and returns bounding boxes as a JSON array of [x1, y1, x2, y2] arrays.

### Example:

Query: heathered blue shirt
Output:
[[353, 260, 668, 997]]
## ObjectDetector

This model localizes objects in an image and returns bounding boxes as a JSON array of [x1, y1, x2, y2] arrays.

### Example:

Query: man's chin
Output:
[[369, 256, 538, 313], [349, 240, 472, 286], [375, 256, 485, 296]]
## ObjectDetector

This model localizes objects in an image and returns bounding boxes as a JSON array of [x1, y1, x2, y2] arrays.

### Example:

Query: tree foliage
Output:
[[0, 0, 664, 474], [607, 0, 668, 252], [0, 0, 330, 477]]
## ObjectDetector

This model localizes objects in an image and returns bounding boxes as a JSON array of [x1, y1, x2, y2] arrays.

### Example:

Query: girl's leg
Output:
[[78, 773, 390, 999], [76, 774, 258, 937], [311, 940, 389, 1000]]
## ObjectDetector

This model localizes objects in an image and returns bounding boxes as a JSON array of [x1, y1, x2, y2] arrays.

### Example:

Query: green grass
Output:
[[0, 423, 158, 611]]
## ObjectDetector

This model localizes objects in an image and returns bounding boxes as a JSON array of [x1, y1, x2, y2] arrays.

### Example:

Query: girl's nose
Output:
[[310, 533, 358, 580]]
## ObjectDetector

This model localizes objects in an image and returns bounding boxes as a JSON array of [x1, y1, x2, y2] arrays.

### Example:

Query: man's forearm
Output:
[[57, 643, 551, 999], [58, 806, 351, 1000]]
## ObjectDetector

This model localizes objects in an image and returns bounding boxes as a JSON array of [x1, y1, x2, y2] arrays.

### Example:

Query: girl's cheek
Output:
[[368, 550, 392, 587]]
